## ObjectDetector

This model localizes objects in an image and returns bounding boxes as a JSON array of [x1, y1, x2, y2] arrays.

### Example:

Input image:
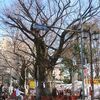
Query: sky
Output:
[[0, 0, 12, 7], [0, 0, 99, 35], [0, 0, 99, 51], [0, 0, 11, 38]]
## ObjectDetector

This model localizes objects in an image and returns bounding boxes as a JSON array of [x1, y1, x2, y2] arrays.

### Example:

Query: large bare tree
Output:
[[1, 0, 100, 99], [0, 34, 33, 88]]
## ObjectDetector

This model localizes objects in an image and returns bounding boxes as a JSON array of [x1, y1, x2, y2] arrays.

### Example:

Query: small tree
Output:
[[62, 57, 78, 83], [0, 34, 33, 89]]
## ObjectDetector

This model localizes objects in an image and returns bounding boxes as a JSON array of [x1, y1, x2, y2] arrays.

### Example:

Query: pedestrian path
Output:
[[78, 98, 100, 100]]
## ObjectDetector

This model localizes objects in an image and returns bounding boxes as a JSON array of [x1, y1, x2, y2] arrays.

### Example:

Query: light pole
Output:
[[89, 30, 94, 99], [79, 0, 85, 99], [83, 30, 99, 100], [89, 32, 99, 99], [93, 33, 99, 78], [80, 20, 85, 100]]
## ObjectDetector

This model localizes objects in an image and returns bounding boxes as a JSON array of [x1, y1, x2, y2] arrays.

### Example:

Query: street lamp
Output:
[[89, 30, 94, 99], [79, 0, 86, 99], [79, 11, 85, 100], [93, 33, 99, 78], [83, 30, 99, 99]]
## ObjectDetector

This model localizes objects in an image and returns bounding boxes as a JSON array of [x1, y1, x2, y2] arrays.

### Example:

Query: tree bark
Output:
[[19, 65, 26, 92], [36, 66, 50, 100], [34, 38, 50, 99], [45, 70, 53, 94], [35, 62, 52, 99]]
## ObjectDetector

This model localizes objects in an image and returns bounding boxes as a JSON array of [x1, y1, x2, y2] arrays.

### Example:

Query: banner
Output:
[[85, 79, 100, 85], [29, 80, 36, 89]]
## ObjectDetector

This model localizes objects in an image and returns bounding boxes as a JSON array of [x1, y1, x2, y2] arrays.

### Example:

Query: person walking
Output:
[[10, 88, 16, 99], [0, 85, 3, 97], [0, 85, 5, 100], [79, 88, 83, 99], [52, 87, 58, 100], [16, 86, 24, 100]]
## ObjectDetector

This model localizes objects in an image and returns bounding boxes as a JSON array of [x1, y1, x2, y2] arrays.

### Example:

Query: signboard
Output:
[[84, 68, 88, 76], [85, 79, 100, 85], [29, 80, 36, 89]]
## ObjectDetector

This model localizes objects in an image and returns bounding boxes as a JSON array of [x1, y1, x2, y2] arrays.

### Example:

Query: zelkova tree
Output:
[[11, 35, 33, 89], [0, 34, 33, 89], [2, 0, 100, 99]]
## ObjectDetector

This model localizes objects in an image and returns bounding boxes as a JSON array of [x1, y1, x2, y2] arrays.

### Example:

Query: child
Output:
[[11, 89, 16, 99]]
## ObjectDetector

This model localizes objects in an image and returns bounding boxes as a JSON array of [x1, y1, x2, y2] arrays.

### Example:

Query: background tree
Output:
[[62, 21, 100, 78], [0, 33, 33, 89]]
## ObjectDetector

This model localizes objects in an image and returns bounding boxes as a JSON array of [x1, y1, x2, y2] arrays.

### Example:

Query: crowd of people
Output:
[[51, 87, 82, 99], [0, 84, 83, 100], [0, 84, 24, 100], [0, 84, 9, 100]]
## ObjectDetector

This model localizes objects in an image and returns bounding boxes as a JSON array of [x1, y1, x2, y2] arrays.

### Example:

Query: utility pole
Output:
[[80, 18, 85, 100], [89, 30, 94, 100], [79, 0, 85, 99]]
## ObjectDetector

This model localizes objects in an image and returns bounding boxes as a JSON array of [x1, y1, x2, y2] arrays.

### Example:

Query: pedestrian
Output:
[[66, 89, 71, 96], [52, 87, 58, 100], [0, 85, 3, 97], [16, 86, 24, 100], [8, 85, 14, 96], [11, 88, 16, 99], [79, 88, 83, 99], [0, 85, 5, 100], [52, 87, 57, 97]]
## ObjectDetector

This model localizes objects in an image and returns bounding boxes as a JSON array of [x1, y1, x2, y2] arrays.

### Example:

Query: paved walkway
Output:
[[78, 97, 100, 100]]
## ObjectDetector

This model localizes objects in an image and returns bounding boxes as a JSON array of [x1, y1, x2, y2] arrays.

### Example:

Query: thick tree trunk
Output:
[[19, 77, 25, 88], [35, 38, 52, 99], [36, 66, 51, 100], [45, 70, 53, 94], [36, 80, 45, 100]]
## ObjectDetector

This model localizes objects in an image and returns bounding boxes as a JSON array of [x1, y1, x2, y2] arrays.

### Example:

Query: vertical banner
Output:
[[29, 80, 36, 89]]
